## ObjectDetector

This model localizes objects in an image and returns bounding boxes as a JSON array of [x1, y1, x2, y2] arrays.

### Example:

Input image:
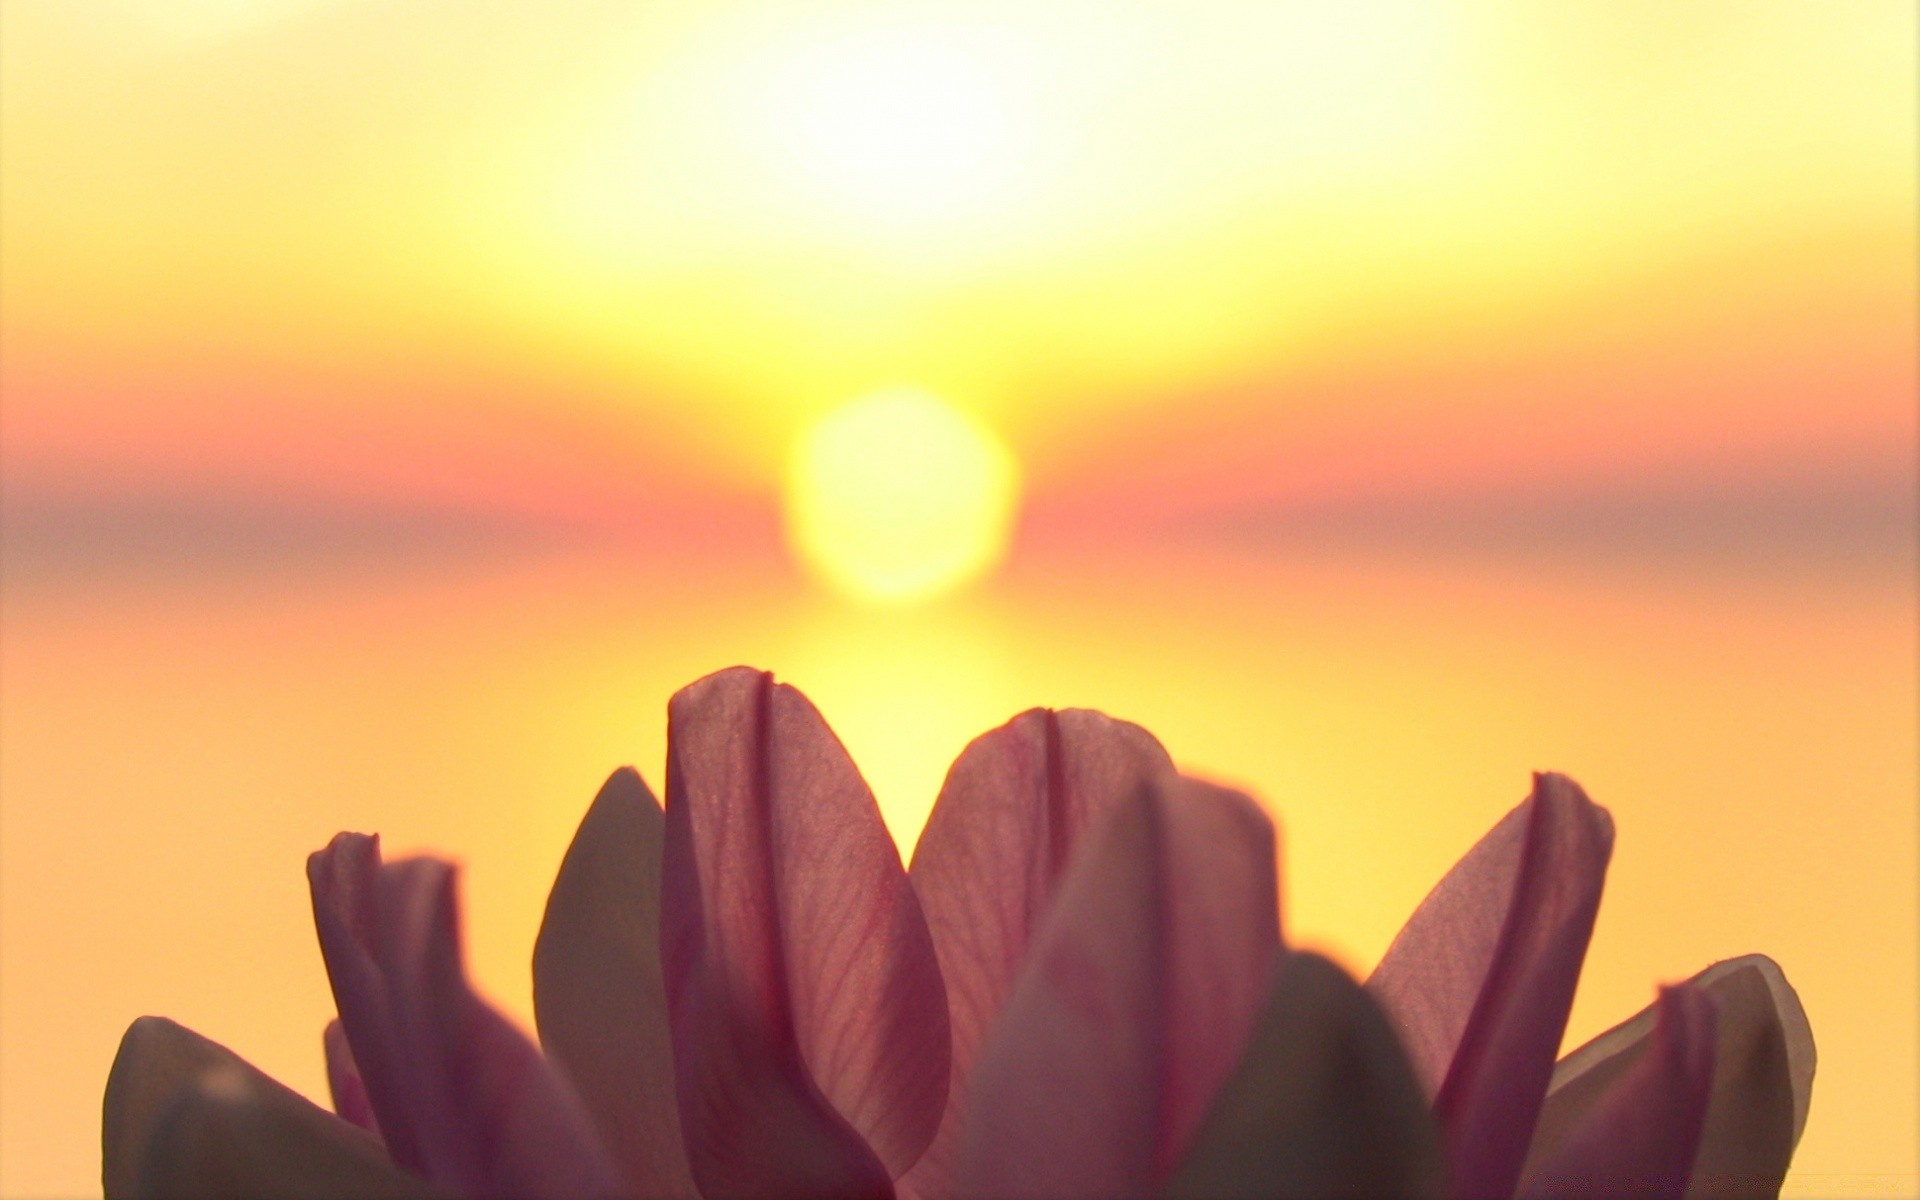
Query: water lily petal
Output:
[[1518, 985, 1717, 1199], [1528, 955, 1811, 1199], [534, 767, 699, 1200], [954, 776, 1281, 1200], [1366, 772, 1614, 1200], [104, 1016, 246, 1200], [1163, 952, 1444, 1200], [137, 1053, 443, 1200], [312, 834, 623, 1199], [323, 1019, 380, 1138], [1683, 955, 1815, 1198], [374, 857, 625, 1200], [105, 1015, 433, 1200], [310, 832, 428, 1176], [904, 707, 1173, 1200], [661, 667, 948, 1199], [1152, 779, 1288, 1172]]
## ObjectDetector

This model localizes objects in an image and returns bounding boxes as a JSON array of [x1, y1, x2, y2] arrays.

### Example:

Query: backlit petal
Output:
[[534, 768, 699, 1200], [375, 857, 625, 1200], [661, 667, 948, 1199], [1518, 985, 1717, 1199], [1163, 952, 1444, 1200], [904, 707, 1173, 1200], [954, 776, 1281, 1200], [1367, 773, 1614, 1200], [310, 832, 427, 1175], [1527, 955, 1812, 1199], [312, 834, 623, 1199]]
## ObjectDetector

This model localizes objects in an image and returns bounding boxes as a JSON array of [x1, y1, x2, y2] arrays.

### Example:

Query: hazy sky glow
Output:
[[2, 3, 1915, 1196]]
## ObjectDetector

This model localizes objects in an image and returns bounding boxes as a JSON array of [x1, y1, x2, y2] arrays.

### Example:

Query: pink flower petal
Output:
[[374, 857, 625, 1200], [310, 835, 624, 1199], [660, 667, 949, 1199], [533, 767, 700, 1199], [310, 832, 428, 1176], [324, 1019, 381, 1139], [1529, 955, 1812, 1199], [1163, 952, 1443, 1200], [1366, 773, 1614, 1200], [904, 708, 1174, 1200], [954, 776, 1282, 1200], [105, 1016, 435, 1200], [1517, 985, 1717, 1199]]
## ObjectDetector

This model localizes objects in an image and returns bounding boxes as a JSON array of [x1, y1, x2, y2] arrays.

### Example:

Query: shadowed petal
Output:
[[1518, 985, 1717, 1199], [1366, 773, 1614, 1200], [375, 857, 625, 1200], [1683, 955, 1814, 1198], [312, 834, 623, 1199], [104, 1017, 247, 1200], [954, 776, 1282, 1200], [904, 708, 1174, 1200], [138, 1056, 444, 1200], [534, 768, 699, 1199], [661, 667, 949, 1199], [1526, 955, 1812, 1199], [1163, 952, 1444, 1200], [323, 1020, 380, 1138], [105, 1016, 435, 1200]]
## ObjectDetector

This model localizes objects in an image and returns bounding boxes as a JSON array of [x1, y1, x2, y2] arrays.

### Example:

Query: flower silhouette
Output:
[[104, 666, 1812, 1198]]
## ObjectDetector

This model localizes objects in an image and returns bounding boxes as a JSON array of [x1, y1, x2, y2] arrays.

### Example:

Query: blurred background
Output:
[[2, 2, 1914, 1195]]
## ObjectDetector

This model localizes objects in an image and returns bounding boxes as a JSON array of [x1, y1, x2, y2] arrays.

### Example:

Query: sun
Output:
[[785, 390, 1019, 605]]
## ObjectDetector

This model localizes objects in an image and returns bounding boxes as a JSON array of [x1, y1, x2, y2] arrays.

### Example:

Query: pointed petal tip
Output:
[[1367, 771, 1615, 1200], [1530, 772, 1616, 839], [597, 764, 645, 794], [106, 1017, 229, 1200], [663, 661, 944, 1195], [668, 664, 772, 709], [306, 832, 383, 899], [311, 830, 380, 857], [901, 705, 1178, 1200], [536, 763, 697, 1198], [952, 770, 1282, 1199], [117, 1013, 187, 1050]]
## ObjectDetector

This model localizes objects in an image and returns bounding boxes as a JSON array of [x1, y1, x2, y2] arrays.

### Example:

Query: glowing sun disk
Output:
[[786, 390, 1019, 604]]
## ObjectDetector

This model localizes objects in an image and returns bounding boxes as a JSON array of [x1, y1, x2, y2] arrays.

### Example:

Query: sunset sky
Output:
[[2, 2, 1915, 1196]]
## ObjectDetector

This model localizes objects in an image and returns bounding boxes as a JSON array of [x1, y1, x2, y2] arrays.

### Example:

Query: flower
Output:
[[104, 666, 1814, 1199]]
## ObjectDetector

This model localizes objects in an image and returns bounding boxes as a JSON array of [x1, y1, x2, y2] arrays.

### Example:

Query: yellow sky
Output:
[[5, 1, 1912, 478]]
